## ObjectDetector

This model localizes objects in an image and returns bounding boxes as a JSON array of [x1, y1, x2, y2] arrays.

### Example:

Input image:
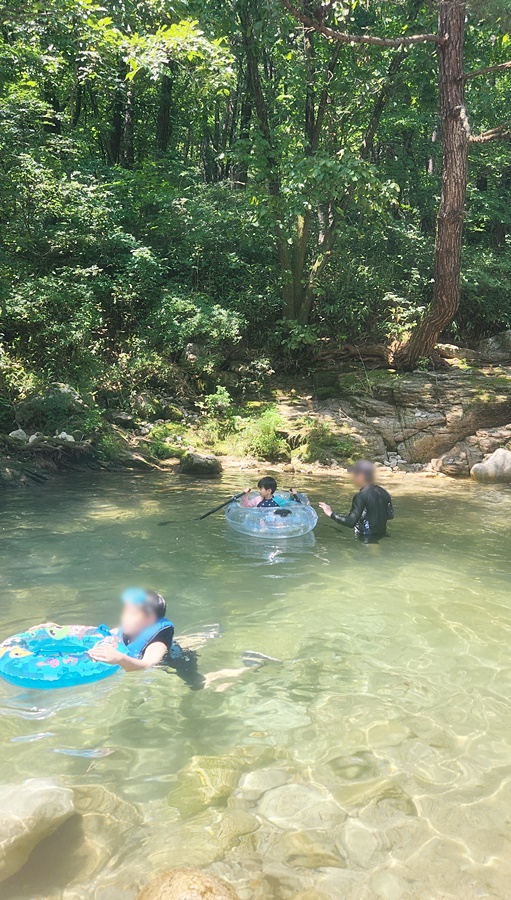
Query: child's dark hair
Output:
[[143, 590, 166, 619], [258, 476, 277, 494]]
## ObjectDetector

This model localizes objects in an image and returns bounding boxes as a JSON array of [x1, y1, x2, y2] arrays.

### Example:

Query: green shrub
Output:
[[237, 407, 290, 461], [293, 420, 357, 465], [147, 423, 188, 460]]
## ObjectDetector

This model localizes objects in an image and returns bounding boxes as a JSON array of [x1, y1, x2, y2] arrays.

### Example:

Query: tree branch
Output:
[[279, 0, 441, 48], [470, 124, 511, 143], [464, 60, 511, 80], [310, 44, 341, 152]]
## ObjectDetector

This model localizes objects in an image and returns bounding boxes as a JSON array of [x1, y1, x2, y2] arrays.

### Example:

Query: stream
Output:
[[1, 470, 511, 898]]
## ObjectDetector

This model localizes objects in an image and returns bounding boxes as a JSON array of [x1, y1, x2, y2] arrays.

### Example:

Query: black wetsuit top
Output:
[[331, 484, 394, 538]]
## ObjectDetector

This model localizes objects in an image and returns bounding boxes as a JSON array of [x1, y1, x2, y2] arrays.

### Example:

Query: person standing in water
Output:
[[318, 460, 394, 542]]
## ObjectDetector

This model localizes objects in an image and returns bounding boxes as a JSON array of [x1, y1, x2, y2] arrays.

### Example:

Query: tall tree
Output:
[[280, 0, 511, 366]]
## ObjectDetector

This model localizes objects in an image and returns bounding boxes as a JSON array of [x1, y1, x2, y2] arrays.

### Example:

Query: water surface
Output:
[[1, 471, 511, 898]]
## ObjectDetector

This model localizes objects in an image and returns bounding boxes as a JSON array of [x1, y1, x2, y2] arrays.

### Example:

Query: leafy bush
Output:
[[237, 407, 290, 461], [149, 291, 242, 354], [293, 420, 357, 465], [147, 423, 188, 459]]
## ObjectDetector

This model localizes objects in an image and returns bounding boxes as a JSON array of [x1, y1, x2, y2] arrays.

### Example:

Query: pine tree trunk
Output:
[[396, 1, 468, 368]]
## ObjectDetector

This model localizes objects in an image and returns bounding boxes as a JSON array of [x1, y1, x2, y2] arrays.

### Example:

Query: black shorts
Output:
[[164, 643, 205, 690]]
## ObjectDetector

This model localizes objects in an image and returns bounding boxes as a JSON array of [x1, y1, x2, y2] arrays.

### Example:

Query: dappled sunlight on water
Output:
[[1, 471, 511, 897]]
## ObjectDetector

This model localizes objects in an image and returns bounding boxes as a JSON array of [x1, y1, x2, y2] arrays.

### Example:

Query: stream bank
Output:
[[3, 354, 511, 488]]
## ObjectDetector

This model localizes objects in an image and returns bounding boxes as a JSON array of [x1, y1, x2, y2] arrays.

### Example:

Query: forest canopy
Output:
[[1, 0, 511, 404]]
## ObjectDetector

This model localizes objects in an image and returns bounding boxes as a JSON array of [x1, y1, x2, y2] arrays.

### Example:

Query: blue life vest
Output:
[[257, 495, 288, 508], [119, 617, 174, 659]]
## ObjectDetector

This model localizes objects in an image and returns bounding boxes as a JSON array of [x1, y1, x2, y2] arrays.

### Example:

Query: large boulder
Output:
[[0, 778, 74, 881], [137, 867, 239, 900], [179, 451, 222, 477], [470, 447, 511, 483]]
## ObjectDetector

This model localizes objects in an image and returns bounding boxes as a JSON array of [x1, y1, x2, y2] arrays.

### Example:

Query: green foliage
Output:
[[199, 385, 233, 417], [292, 420, 357, 465], [0, 0, 510, 436], [236, 408, 291, 462], [277, 321, 318, 353], [147, 422, 188, 459]]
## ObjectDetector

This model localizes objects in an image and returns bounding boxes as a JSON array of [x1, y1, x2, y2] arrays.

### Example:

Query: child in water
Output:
[[88, 587, 206, 687], [242, 476, 298, 508], [88, 587, 276, 690]]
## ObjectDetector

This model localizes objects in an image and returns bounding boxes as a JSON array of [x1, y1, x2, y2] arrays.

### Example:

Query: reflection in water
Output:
[[1, 472, 511, 897]]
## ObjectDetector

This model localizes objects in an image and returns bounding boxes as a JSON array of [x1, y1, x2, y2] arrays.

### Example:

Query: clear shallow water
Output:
[[1, 471, 511, 898]]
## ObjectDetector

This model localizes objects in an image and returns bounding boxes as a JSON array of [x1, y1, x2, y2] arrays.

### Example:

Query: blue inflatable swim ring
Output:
[[225, 491, 318, 539], [0, 624, 119, 690]]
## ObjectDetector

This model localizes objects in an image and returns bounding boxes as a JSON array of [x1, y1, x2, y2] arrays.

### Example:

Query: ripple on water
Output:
[[1, 472, 511, 897]]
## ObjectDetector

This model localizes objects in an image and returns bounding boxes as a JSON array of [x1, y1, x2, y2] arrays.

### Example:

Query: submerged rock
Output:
[[137, 867, 239, 899], [470, 447, 511, 483], [179, 451, 222, 477], [168, 755, 243, 816], [257, 783, 345, 831], [0, 778, 74, 882]]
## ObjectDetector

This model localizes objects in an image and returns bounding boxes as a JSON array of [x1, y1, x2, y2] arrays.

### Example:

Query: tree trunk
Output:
[[396, 1, 468, 368], [156, 73, 173, 154], [122, 84, 135, 168], [109, 66, 126, 164], [233, 69, 252, 187]]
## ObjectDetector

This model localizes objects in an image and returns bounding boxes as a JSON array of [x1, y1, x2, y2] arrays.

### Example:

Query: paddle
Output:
[[158, 491, 245, 526], [195, 491, 245, 521]]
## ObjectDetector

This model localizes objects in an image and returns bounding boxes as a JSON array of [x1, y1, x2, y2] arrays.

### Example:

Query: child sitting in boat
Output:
[[242, 476, 298, 508]]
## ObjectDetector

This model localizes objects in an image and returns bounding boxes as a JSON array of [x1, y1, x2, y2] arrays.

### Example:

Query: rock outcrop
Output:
[[470, 447, 511, 483], [336, 371, 511, 464], [0, 778, 74, 882], [137, 867, 239, 900], [180, 451, 222, 477]]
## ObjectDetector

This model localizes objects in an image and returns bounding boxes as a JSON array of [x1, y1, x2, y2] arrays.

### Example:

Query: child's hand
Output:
[[290, 488, 298, 495], [243, 487, 252, 494], [89, 642, 124, 665], [318, 502, 333, 517]]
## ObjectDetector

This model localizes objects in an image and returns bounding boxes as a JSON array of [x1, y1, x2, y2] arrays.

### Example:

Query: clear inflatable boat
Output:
[[225, 491, 318, 539]]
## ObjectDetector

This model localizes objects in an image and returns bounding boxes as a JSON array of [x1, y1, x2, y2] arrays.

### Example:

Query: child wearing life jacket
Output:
[[241, 476, 298, 508], [88, 587, 205, 687]]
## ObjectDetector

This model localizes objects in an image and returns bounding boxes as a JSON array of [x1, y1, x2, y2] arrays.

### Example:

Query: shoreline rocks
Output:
[[470, 447, 511, 483]]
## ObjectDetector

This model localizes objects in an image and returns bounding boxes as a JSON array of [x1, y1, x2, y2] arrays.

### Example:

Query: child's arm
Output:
[[88, 640, 167, 671], [241, 488, 259, 508]]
